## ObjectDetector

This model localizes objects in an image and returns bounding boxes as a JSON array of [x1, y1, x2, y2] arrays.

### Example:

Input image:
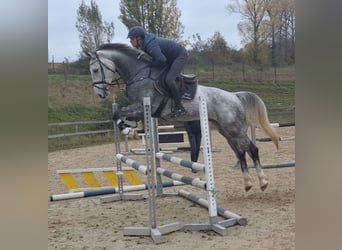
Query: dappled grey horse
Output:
[[87, 43, 279, 192]]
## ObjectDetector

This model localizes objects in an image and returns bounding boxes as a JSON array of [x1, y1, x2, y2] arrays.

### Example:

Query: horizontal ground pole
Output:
[[252, 162, 295, 169], [49, 181, 184, 201], [178, 189, 247, 226], [256, 136, 295, 142], [270, 122, 295, 127]]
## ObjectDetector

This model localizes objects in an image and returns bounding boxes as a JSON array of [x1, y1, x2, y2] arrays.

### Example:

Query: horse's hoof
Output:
[[260, 182, 268, 191], [245, 185, 252, 192]]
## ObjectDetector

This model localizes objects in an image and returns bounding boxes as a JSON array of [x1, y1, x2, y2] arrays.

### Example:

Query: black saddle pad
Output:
[[179, 79, 197, 100], [151, 68, 198, 101]]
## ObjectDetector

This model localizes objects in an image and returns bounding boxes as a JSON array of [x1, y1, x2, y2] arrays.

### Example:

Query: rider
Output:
[[127, 26, 188, 117]]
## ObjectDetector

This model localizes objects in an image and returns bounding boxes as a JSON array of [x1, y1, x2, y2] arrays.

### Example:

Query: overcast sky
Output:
[[48, 0, 242, 62]]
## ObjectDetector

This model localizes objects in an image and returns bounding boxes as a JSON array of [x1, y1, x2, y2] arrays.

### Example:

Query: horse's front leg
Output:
[[112, 103, 144, 133]]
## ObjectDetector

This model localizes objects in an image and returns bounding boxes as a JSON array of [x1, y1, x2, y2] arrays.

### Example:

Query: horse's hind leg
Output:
[[227, 138, 253, 192], [246, 141, 268, 191]]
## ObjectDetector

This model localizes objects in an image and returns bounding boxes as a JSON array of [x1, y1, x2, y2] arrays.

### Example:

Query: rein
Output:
[[91, 52, 121, 90]]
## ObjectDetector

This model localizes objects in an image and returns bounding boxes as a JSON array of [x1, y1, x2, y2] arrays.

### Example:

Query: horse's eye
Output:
[[93, 68, 99, 74]]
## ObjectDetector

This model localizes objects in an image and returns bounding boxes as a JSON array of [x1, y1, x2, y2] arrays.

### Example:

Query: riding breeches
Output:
[[165, 48, 189, 88]]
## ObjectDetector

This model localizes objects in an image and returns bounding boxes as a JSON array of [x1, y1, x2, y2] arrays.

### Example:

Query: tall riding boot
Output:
[[169, 83, 186, 116]]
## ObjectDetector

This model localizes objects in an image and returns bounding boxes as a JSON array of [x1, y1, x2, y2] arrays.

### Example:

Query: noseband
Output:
[[91, 52, 121, 91]]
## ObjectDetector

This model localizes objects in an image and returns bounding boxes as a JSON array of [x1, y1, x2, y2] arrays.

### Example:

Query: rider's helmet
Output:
[[127, 26, 146, 39]]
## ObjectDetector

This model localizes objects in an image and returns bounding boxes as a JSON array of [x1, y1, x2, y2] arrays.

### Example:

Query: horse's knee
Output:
[[112, 110, 121, 121], [236, 152, 247, 169]]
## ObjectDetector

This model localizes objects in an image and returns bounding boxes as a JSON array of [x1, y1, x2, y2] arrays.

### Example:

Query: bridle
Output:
[[91, 52, 121, 91]]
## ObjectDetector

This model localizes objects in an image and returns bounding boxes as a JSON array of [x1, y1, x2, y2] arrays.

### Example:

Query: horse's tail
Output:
[[235, 91, 279, 149]]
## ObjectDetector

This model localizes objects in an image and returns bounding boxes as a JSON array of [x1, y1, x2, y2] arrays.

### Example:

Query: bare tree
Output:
[[227, 0, 270, 65], [75, 0, 114, 54], [278, 0, 295, 64], [227, 0, 295, 67]]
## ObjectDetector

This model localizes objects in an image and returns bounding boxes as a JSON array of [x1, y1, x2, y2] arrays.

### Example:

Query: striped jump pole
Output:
[[156, 167, 206, 189], [49, 181, 185, 202], [116, 153, 206, 189], [178, 189, 247, 226], [116, 153, 148, 175], [156, 152, 205, 172]]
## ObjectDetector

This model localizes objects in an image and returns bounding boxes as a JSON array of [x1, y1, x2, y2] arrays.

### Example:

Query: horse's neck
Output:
[[108, 50, 149, 82]]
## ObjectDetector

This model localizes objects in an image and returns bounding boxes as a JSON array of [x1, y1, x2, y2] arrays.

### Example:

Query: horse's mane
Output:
[[97, 43, 152, 63], [98, 43, 135, 54]]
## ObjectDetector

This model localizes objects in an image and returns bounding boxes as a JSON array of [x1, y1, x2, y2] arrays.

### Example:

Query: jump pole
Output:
[[49, 181, 185, 202], [115, 154, 206, 189], [178, 189, 247, 226], [156, 152, 205, 172]]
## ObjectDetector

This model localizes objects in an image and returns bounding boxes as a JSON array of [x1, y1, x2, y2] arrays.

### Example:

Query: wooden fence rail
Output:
[[48, 120, 113, 139]]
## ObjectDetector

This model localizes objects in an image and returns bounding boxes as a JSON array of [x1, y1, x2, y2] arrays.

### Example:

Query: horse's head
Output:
[[87, 43, 153, 98], [87, 51, 116, 98]]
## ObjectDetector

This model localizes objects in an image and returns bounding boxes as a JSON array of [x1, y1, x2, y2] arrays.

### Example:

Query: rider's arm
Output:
[[145, 40, 167, 68]]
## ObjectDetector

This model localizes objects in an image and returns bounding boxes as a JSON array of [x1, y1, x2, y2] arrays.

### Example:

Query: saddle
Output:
[[151, 69, 198, 101], [177, 73, 198, 100]]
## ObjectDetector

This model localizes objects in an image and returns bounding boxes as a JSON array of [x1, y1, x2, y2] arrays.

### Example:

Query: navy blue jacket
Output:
[[142, 34, 184, 68]]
